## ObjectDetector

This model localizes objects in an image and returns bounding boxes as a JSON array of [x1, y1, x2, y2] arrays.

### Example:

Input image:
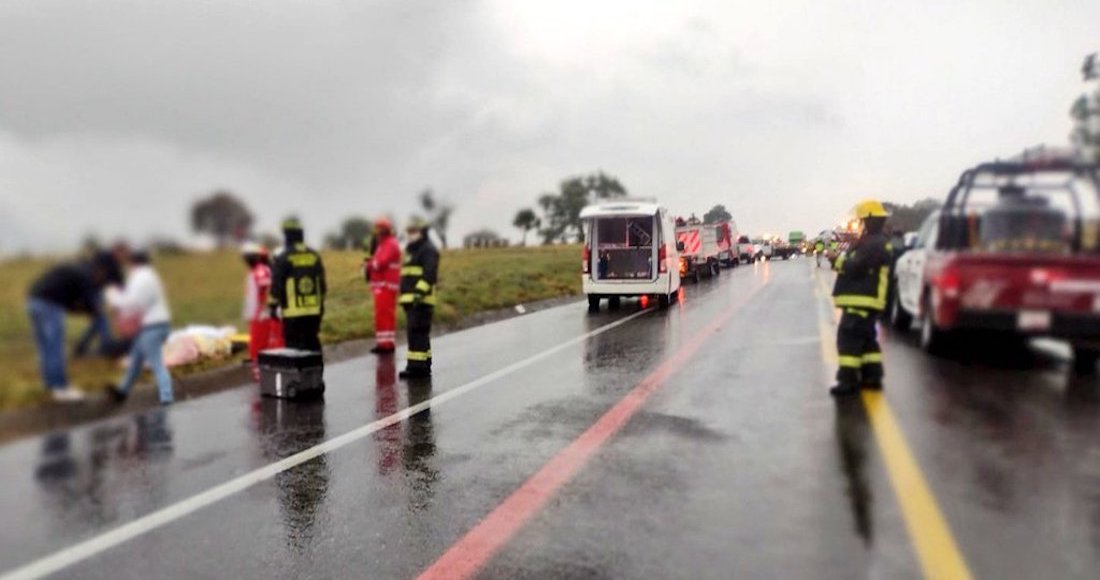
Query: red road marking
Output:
[[418, 280, 766, 580]]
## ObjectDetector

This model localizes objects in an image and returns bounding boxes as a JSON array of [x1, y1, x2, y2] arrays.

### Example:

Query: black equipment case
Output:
[[258, 348, 325, 399]]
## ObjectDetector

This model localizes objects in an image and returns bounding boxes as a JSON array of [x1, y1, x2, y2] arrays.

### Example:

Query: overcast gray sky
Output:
[[1, 0, 1097, 253]]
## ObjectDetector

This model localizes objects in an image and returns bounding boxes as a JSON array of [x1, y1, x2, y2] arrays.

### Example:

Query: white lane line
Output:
[[1, 308, 651, 580]]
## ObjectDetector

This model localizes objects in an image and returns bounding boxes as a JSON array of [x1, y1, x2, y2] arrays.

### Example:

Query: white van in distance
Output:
[[580, 201, 683, 310]]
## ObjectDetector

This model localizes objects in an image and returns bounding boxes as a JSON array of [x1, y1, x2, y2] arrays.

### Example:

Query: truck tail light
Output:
[[582, 245, 590, 274], [658, 245, 668, 274], [934, 262, 961, 299]]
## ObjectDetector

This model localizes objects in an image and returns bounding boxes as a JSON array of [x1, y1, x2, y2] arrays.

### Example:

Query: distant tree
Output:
[[512, 208, 540, 246], [418, 189, 455, 249], [537, 193, 568, 244], [883, 198, 942, 233], [703, 204, 733, 224], [537, 171, 628, 244], [464, 229, 504, 248], [190, 191, 254, 247], [326, 216, 373, 250], [322, 233, 344, 250], [583, 171, 627, 200]]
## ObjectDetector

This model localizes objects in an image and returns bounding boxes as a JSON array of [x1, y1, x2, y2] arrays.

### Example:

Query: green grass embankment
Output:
[[0, 245, 581, 410]]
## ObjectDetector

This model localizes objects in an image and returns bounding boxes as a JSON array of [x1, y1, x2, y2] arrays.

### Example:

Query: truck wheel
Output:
[[712, 261, 721, 277], [888, 290, 913, 331], [608, 296, 621, 311], [1072, 346, 1100, 374], [919, 295, 951, 355], [587, 295, 601, 312], [658, 293, 670, 309]]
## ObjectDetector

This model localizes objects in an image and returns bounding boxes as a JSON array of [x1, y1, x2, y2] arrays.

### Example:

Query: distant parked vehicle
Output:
[[752, 238, 773, 261], [782, 231, 806, 258], [714, 221, 739, 268], [736, 235, 756, 264], [676, 223, 722, 282]]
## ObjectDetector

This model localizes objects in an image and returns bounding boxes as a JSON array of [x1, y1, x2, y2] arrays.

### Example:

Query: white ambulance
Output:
[[580, 201, 683, 310]]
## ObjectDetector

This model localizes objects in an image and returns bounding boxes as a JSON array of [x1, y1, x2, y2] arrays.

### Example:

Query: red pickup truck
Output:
[[917, 156, 1100, 371]]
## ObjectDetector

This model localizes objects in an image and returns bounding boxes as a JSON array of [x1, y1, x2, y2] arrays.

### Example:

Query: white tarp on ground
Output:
[[162, 325, 237, 368]]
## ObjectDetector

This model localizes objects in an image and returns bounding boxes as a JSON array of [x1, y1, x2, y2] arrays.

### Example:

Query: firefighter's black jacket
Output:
[[271, 242, 327, 318], [832, 231, 893, 311], [399, 237, 439, 306]]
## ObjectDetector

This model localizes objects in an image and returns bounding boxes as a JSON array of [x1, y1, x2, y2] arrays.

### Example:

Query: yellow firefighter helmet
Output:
[[852, 199, 889, 219]]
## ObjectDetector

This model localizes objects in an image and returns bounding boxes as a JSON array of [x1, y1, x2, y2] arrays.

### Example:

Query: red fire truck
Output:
[[676, 222, 722, 282]]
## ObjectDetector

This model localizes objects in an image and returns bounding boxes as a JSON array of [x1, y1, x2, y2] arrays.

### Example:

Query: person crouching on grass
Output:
[[108, 250, 175, 404], [26, 251, 123, 402]]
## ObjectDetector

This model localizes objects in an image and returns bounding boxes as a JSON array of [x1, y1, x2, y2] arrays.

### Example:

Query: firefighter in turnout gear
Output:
[[830, 200, 893, 397], [365, 218, 401, 354], [269, 219, 327, 353], [399, 218, 439, 379]]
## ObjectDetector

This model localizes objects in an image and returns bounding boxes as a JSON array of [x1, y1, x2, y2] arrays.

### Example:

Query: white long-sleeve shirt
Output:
[[110, 265, 172, 326]]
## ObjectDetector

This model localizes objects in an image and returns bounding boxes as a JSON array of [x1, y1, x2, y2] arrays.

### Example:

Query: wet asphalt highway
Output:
[[1, 260, 1099, 579]]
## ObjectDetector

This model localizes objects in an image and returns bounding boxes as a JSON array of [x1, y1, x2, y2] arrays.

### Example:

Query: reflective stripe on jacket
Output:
[[399, 238, 440, 306], [270, 243, 327, 318], [832, 232, 893, 311]]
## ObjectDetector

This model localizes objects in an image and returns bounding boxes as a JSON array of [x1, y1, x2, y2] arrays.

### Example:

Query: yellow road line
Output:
[[813, 266, 972, 580]]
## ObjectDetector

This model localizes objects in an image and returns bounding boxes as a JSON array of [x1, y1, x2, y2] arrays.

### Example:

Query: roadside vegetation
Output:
[[0, 245, 580, 410]]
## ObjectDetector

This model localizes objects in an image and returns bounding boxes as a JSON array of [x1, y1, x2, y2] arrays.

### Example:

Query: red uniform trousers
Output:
[[373, 286, 397, 348]]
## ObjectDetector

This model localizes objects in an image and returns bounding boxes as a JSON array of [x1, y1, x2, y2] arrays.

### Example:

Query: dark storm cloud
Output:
[[0, 0, 1097, 251], [0, 0, 486, 190]]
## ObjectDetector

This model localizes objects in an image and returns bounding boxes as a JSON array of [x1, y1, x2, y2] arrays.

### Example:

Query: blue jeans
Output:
[[74, 310, 114, 357], [119, 323, 174, 403], [27, 298, 67, 389]]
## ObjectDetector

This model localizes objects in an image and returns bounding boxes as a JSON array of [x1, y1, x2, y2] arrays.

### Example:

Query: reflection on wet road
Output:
[[1, 259, 1099, 579], [835, 398, 874, 547]]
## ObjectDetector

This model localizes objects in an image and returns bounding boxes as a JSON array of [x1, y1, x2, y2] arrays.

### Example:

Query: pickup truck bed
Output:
[[928, 252, 1100, 338]]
